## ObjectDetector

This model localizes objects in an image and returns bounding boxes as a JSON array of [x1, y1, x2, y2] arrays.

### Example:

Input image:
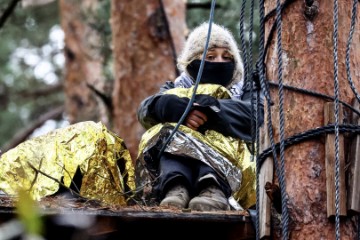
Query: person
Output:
[[135, 22, 264, 211]]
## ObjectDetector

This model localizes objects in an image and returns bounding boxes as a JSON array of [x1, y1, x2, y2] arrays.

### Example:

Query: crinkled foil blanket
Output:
[[0, 121, 135, 206], [136, 84, 256, 209]]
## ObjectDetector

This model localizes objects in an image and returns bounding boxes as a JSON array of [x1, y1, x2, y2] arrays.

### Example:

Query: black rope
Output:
[[255, 79, 261, 240], [157, 0, 217, 159], [274, 0, 290, 237], [259, 124, 360, 167], [332, 0, 341, 238], [255, 0, 266, 238], [268, 81, 360, 117], [240, 0, 249, 84], [248, 0, 254, 82], [264, 0, 295, 22], [255, 1, 360, 238], [263, 0, 296, 65]]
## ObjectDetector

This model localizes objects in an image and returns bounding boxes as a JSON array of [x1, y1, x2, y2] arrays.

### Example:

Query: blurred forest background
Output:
[[0, 0, 259, 159]]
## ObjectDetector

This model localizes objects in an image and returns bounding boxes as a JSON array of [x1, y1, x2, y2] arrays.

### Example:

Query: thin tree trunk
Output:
[[263, 0, 360, 239], [111, 0, 186, 160]]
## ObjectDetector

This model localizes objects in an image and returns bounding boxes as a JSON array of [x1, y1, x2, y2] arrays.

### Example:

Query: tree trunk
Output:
[[60, 0, 109, 125], [263, 0, 360, 239], [111, 0, 186, 160]]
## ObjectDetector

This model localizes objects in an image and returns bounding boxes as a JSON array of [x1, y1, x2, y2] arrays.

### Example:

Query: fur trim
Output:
[[177, 22, 244, 88]]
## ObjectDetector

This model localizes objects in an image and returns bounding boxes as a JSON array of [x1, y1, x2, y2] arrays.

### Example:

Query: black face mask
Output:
[[186, 60, 235, 87]]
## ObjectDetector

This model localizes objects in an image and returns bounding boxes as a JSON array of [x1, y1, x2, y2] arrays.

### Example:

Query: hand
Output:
[[185, 108, 208, 131]]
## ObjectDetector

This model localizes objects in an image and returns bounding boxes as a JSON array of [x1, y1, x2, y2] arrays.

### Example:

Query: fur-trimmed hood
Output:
[[177, 22, 244, 88]]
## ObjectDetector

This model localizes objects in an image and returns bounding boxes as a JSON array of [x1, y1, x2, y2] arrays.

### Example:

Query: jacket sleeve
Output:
[[137, 81, 176, 129], [205, 87, 264, 142]]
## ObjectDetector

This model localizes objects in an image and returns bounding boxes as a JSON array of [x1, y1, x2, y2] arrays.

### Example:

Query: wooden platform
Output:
[[0, 195, 255, 240]]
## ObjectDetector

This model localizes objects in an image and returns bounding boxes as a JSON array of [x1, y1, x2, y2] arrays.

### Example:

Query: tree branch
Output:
[[0, 0, 21, 29], [16, 83, 63, 98], [1, 105, 65, 153]]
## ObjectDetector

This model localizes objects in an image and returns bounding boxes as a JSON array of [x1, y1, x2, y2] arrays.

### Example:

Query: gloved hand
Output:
[[193, 94, 220, 114], [153, 94, 189, 122], [187, 94, 221, 133]]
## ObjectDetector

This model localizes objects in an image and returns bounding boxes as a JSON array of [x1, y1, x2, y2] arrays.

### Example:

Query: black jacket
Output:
[[137, 81, 264, 142]]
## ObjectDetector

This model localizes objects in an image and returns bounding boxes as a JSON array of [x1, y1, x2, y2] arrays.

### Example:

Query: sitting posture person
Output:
[[136, 22, 264, 211]]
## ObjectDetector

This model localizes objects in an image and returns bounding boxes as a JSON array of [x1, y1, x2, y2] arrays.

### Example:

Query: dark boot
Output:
[[160, 185, 190, 209]]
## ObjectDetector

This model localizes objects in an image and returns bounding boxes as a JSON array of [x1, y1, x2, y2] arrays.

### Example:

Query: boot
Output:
[[189, 184, 230, 211], [160, 185, 190, 209]]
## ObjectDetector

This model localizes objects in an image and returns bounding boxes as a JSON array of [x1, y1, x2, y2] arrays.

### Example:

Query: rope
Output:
[[274, 0, 290, 237], [345, 0, 360, 103], [267, 81, 360, 117], [256, 1, 360, 238], [240, 0, 249, 84], [263, 0, 296, 65], [332, 0, 341, 238], [256, 0, 266, 238], [248, 0, 255, 83], [157, 0, 217, 159], [258, 124, 360, 167]]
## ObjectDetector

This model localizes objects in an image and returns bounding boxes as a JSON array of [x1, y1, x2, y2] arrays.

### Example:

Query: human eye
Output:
[[206, 55, 215, 61], [223, 54, 233, 61]]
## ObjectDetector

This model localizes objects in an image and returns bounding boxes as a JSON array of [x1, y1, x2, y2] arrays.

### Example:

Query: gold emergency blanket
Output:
[[0, 121, 135, 206], [137, 84, 256, 209]]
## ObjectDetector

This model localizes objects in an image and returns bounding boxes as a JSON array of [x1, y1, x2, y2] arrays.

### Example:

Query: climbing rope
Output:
[[239, 0, 249, 84], [274, 0, 290, 237], [332, 0, 341, 238], [258, 124, 360, 167], [157, 0, 217, 159], [267, 81, 360, 117], [255, 0, 266, 238], [252, 0, 360, 238]]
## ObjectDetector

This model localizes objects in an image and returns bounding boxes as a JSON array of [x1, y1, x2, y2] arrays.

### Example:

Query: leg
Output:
[[153, 153, 194, 209], [153, 153, 195, 200], [189, 162, 232, 211], [196, 163, 232, 198]]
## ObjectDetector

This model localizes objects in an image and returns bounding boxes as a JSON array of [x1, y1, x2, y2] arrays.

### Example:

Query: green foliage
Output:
[[0, 1, 63, 148], [0, 0, 258, 151], [16, 189, 44, 236]]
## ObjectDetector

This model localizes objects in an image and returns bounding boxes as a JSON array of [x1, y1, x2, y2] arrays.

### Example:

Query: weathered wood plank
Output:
[[0, 202, 255, 240], [324, 102, 347, 218], [259, 128, 273, 239], [348, 99, 360, 213]]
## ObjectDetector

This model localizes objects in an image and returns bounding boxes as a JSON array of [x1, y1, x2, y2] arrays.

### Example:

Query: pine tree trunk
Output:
[[111, 0, 186, 160], [60, 0, 109, 125], [263, 0, 360, 239]]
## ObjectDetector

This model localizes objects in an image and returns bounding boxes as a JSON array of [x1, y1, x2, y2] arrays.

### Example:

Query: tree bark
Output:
[[60, 0, 109, 125], [263, 0, 360, 239], [111, 0, 186, 160]]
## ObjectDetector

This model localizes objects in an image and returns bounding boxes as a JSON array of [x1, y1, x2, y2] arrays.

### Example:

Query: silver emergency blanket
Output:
[[136, 84, 256, 209]]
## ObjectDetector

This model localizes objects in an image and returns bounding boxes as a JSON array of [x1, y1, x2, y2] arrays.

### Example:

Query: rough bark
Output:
[[60, 0, 109, 125], [111, 0, 186, 160], [262, 0, 360, 239]]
